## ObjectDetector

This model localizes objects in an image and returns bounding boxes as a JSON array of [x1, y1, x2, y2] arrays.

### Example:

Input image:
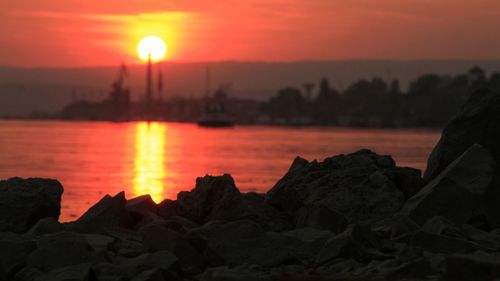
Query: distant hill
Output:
[[2, 60, 500, 116]]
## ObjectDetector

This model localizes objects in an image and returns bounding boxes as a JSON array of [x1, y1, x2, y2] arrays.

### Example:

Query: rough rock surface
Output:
[[401, 144, 500, 228], [425, 88, 500, 181], [266, 150, 423, 224], [0, 177, 63, 233], [159, 174, 291, 231], [65, 191, 129, 233]]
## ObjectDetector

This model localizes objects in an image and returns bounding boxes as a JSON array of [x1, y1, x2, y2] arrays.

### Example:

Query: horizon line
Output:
[[3, 58, 500, 70]]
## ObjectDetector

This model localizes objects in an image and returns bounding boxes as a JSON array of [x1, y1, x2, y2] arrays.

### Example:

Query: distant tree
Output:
[[390, 79, 401, 95], [266, 87, 306, 122], [340, 78, 401, 126], [312, 78, 340, 125], [468, 66, 487, 87], [488, 72, 500, 91], [408, 74, 441, 96]]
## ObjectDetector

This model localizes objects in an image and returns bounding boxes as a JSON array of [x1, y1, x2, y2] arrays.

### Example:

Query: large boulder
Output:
[[160, 175, 291, 231], [0, 177, 63, 233], [316, 224, 387, 264], [201, 265, 271, 281], [443, 253, 500, 281], [0, 232, 37, 280], [294, 205, 348, 234], [66, 192, 129, 233], [138, 223, 205, 274], [218, 192, 291, 231], [117, 250, 179, 278], [410, 230, 484, 254], [27, 232, 92, 272], [126, 194, 158, 215], [401, 144, 500, 228], [186, 220, 303, 267], [169, 174, 241, 223], [34, 263, 91, 281], [266, 150, 423, 224], [425, 88, 500, 181]]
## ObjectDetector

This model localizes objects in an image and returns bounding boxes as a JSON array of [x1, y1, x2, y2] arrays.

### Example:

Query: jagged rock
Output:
[[14, 266, 43, 281], [103, 228, 144, 258], [283, 227, 334, 243], [175, 174, 241, 223], [0, 232, 37, 280], [163, 175, 291, 231], [407, 217, 485, 254], [27, 232, 92, 271], [282, 228, 336, 263], [315, 258, 365, 277], [410, 230, 484, 254], [401, 144, 500, 227], [355, 256, 441, 281], [316, 224, 388, 265], [160, 216, 199, 235], [130, 268, 164, 281], [81, 234, 115, 253], [28, 217, 62, 235], [117, 251, 179, 278], [138, 223, 205, 273], [126, 195, 158, 215], [186, 220, 301, 267], [389, 167, 425, 200], [421, 216, 466, 238], [373, 215, 420, 241], [200, 265, 271, 281], [269, 265, 308, 280], [0, 177, 63, 233], [157, 199, 177, 219], [92, 262, 127, 281], [130, 212, 167, 232], [138, 224, 178, 252], [443, 253, 500, 281], [425, 88, 500, 181], [461, 224, 500, 251], [112, 239, 144, 258], [226, 192, 292, 231], [34, 263, 91, 281], [66, 192, 129, 233], [266, 150, 421, 224], [295, 205, 348, 234]]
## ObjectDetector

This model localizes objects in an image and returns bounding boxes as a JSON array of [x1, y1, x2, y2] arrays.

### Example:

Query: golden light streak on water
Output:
[[133, 122, 166, 202]]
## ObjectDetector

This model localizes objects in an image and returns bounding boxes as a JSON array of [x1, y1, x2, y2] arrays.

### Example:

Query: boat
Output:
[[197, 89, 234, 128]]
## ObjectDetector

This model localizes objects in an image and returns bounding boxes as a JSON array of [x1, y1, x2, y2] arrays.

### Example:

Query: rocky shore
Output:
[[2, 88, 500, 281]]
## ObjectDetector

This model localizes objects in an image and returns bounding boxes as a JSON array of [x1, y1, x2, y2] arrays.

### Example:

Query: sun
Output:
[[137, 35, 168, 62]]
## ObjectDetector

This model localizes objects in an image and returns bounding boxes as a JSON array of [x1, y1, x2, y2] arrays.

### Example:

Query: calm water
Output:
[[0, 120, 440, 221]]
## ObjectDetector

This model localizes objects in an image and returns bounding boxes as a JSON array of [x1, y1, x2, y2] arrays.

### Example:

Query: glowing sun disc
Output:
[[137, 36, 167, 62]]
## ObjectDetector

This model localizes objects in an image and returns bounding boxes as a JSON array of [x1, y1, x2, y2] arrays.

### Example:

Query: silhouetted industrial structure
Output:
[[58, 66, 500, 128]]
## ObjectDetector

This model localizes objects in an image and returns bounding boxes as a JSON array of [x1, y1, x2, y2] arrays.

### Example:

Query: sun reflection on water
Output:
[[133, 122, 166, 202]]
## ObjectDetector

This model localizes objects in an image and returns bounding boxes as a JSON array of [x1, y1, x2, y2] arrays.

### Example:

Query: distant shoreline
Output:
[[0, 117, 445, 130]]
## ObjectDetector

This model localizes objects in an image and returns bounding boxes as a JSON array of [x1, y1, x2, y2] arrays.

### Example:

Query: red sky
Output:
[[1, 0, 500, 67]]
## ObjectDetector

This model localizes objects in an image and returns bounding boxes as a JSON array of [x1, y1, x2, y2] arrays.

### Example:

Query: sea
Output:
[[0, 120, 441, 221]]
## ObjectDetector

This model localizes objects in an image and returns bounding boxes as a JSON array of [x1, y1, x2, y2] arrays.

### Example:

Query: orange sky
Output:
[[1, 0, 500, 67]]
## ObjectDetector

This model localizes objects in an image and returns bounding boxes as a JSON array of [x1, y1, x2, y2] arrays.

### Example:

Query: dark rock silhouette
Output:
[[425, 88, 500, 181], [403, 144, 500, 228], [0, 178, 63, 233], [266, 150, 423, 224], [65, 191, 129, 233], [160, 174, 291, 231], [6, 88, 500, 280]]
